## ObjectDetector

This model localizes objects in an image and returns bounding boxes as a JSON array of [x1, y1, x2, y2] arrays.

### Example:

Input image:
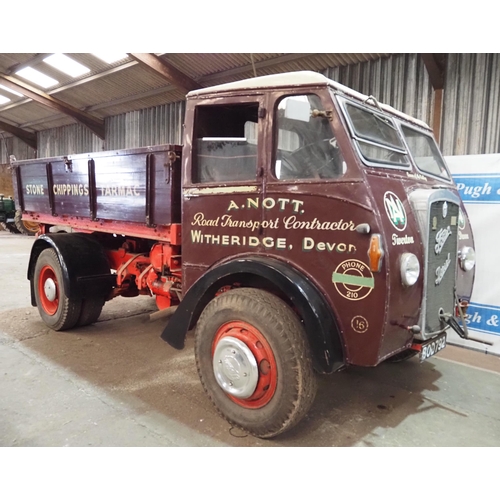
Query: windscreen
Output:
[[400, 125, 450, 179], [344, 102, 409, 167]]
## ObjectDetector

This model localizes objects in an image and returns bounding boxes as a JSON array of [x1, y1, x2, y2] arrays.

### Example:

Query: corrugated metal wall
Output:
[[25, 101, 185, 157], [0, 101, 186, 162], [37, 124, 104, 158], [441, 53, 500, 156], [1, 54, 499, 162], [0, 133, 34, 163], [322, 53, 435, 128], [105, 101, 185, 150]]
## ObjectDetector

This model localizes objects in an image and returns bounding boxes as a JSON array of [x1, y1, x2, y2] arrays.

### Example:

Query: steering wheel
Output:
[[283, 139, 339, 179]]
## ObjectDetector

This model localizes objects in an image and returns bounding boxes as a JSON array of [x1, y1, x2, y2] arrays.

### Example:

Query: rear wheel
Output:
[[76, 297, 106, 327], [194, 288, 317, 438], [14, 210, 39, 236], [34, 248, 81, 330]]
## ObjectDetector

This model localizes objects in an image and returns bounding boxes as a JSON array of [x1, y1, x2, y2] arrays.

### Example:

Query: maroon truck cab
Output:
[[12, 72, 476, 438], [167, 71, 475, 360]]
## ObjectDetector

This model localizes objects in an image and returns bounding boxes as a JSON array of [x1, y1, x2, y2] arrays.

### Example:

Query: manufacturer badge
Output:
[[442, 201, 448, 219], [383, 191, 407, 231], [458, 208, 466, 230]]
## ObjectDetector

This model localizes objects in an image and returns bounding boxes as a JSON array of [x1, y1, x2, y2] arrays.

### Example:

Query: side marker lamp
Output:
[[368, 234, 384, 272]]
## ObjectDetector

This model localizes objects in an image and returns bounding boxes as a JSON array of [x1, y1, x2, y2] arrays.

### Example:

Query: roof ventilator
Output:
[[363, 95, 383, 112]]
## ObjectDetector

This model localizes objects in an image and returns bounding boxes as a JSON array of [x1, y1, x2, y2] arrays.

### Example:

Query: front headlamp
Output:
[[459, 246, 475, 271], [400, 252, 420, 286]]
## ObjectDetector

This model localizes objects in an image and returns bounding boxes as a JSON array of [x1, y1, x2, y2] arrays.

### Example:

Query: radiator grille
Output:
[[425, 199, 459, 332]]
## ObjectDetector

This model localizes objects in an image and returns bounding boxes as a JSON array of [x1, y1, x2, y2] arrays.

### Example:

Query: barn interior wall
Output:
[[0, 133, 35, 164], [105, 101, 185, 151], [1, 53, 499, 163], [0, 164, 14, 198], [322, 53, 435, 132], [37, 124, 104, 158], [441, 53, 500, 156]]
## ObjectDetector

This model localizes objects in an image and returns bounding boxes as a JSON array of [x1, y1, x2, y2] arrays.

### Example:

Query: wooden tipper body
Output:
[[12, 145, 183, 311], [12, 71, 477, 438], [12, 144, 182, 240]]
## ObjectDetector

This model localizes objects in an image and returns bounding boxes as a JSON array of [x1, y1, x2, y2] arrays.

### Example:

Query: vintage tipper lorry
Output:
[[11, 71, 478, 438]]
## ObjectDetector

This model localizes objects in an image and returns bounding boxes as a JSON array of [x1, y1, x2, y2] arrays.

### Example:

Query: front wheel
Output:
[[194, 288, 317, 438], [33, 248, 82, 330]]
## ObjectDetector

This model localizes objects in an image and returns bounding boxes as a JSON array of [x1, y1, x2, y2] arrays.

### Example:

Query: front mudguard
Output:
[[160, 255, 345, 374]]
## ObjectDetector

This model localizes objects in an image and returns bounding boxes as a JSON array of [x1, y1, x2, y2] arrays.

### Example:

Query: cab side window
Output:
[[193, 102, 259, 183], [274, 94, 346, 180]]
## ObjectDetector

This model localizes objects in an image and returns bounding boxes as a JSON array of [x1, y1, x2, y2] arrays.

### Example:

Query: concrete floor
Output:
[[1, 230, 500, 447]]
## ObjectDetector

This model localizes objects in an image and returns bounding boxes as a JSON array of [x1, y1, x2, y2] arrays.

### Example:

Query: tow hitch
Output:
[[439, 297, 493, 347]]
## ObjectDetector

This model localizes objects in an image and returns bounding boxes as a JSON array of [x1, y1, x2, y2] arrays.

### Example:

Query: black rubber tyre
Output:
[[33, 248, 82, 331], [14, 210, 39, 236], [194, 288, 317, 438], [76, 297, 106, 327], [1, 221, 20, 233]]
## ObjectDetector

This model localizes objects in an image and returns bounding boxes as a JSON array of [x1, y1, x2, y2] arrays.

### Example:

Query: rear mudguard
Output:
[[160, 256, 345, 374], [28, 233, 115, 306]]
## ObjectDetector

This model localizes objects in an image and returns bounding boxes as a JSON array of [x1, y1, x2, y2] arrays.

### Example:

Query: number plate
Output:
[[419, 333, 447, 362]]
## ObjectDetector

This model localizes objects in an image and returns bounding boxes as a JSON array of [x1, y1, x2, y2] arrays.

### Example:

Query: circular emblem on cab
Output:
[[383, 191, 407, 231], [332, 259, 375, 301]]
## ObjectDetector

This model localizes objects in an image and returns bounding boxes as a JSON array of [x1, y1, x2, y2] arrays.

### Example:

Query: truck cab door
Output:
[[181, 95, 266, 292]]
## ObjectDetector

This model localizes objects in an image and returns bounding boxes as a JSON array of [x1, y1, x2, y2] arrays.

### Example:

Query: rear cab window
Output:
[[192, 102, 260, 184]]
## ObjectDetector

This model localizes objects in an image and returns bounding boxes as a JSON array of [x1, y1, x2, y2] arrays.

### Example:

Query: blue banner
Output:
[[452, 174, 500, 203], [463, 302, 500, 336]]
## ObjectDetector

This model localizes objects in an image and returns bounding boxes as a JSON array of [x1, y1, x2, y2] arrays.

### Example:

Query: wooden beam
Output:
[[6, 54, 53, 75], [420, 53, 446, 90], [420, 54, 447, 145], [129, 53, 200, 93], [433, 88, 443, 145], [0, 119, 37, 149], [19, 53, 321, 127], [0, 73, 105, 140]]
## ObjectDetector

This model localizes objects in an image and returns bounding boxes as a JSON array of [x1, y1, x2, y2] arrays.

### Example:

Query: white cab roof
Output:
[[188, 71, 431, 130]]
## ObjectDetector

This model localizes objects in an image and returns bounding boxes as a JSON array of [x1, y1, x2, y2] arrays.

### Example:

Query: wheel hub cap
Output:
[[43, 278, 57, 302], [213, 336, 259, 398]]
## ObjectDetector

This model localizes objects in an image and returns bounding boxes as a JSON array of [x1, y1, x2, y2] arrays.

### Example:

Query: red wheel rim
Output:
[[212, 321, 277, 409], [38, 265, 59, 315]]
